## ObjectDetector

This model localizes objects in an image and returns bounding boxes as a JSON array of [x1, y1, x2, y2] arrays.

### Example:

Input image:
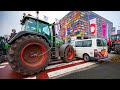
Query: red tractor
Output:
[[107, 34, 120, 53]]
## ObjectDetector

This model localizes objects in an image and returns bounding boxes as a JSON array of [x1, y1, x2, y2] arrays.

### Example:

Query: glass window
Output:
[[75, 40, 92, 47], [97, 39, 107, 46], [71, 41, 75, 46], [117, 35, 120, 40], [39, 22, 51, 39], [82, 40, 92, 47], [75, 41, 83, 47], [25, 19, 37, 32], [22, 18, 51, 40], [111, 35, 117, 41]]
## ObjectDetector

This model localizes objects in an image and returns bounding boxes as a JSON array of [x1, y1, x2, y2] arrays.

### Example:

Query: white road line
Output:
[[0, 65, 6, 69], [0, 62, 9, 66], [23, 76, 36, 79], [45, 60, 84, 70], [47, 62, 96, 78]]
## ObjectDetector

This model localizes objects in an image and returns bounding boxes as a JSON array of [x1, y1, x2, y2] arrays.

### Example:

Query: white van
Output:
[[72, 38, 108, 62]]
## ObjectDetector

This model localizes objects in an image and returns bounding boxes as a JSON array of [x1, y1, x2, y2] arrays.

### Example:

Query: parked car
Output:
[[72, 38, 108, 62]]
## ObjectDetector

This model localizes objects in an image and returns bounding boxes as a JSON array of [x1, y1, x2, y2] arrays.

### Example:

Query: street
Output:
[[58, 52, 120, 79], [0, 52, 120, 79]]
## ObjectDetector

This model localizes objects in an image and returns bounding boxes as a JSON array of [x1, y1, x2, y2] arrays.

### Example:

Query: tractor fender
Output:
[[59, 44, 70, 57], [8, 31, 51, 46]]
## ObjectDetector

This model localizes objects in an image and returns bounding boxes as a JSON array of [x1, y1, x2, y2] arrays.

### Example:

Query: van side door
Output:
[[96, 39, 108, 57], [74, 41, 83, 58]]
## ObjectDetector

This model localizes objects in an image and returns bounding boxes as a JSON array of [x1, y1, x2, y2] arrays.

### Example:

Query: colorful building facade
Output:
[[59, 11, 113, 41]]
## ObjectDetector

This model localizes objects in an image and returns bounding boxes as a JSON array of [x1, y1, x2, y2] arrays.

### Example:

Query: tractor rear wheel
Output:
[[7, 35, 50, 75], [61, 45, 75, 63], [115, 45, 120, 54]]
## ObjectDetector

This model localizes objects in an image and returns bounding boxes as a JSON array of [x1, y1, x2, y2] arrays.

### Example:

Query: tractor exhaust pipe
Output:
[[52, 22, 56, 47]]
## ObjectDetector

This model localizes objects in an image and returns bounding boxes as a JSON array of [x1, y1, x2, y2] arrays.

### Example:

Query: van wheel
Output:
[[83, 54, 90, 62]]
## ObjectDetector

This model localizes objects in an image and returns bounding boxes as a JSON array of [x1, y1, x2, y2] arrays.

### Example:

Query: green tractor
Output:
[[7, 11, 75, 75], [0, 37, 8, 63]]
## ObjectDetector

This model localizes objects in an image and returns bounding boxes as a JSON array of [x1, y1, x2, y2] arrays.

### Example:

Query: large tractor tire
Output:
[[115, 45, 120, 54], [7, 35, 51, 75], [61, 45, 75, 63]]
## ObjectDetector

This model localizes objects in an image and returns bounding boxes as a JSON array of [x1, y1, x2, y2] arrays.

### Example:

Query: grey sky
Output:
[[0, 11, 120, 36]]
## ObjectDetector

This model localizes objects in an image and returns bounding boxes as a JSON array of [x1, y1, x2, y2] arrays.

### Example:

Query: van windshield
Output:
[[97, 39, 107, 47]]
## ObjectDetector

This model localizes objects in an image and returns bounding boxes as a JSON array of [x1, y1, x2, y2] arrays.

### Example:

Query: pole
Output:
[[36, 11, 39, 33], [87, 11, 90, 38]]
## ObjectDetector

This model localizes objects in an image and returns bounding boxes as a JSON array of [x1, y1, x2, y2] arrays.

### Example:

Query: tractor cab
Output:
[[107, 34, 120, 53], [20, 14, 51, 41], [20, 13, 64, 46], [111, 34, 120, 42]]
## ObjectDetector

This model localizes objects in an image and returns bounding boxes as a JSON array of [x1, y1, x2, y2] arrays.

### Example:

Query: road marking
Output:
[[0, 62, 9, 66], [0, 65, 6, 69], [47, 62, 96, 78], [46, 60, 84, 70], [23, 76, 37, 79]]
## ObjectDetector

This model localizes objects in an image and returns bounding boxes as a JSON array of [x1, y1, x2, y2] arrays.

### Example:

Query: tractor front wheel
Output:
[[7, 35, 50, 75]]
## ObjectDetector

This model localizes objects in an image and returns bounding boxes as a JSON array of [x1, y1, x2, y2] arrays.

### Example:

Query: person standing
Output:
[[9, 29, 17, 40]]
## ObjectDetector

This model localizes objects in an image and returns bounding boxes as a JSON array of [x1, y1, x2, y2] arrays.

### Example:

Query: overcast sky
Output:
[[0, 11, 120, 36]]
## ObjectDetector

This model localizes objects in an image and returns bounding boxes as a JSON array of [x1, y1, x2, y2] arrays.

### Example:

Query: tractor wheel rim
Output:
[[20, 42, 47, 68], [67, 47, 74, 60]]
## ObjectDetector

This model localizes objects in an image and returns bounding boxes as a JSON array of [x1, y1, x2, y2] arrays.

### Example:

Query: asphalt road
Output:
[[59, 52, 120, 79]]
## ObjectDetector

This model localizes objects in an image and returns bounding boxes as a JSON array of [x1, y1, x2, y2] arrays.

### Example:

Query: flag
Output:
[[43, 15, 48, 21], [102, 24, 107, 38], [106, 24, 108, 39], [89, 18, 97, 36], [55, 18, 60, 35], [55, 18, 59, 23]]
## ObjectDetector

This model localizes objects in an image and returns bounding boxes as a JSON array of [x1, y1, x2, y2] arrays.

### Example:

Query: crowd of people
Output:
[[0, 29, 17, 55]]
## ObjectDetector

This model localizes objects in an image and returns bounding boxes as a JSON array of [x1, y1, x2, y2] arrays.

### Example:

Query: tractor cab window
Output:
[[111, 35, 117, 41], [25, 19, 36, 32], [22, 18, 51, 40], [117, 35, 120, 40], [39, 22, 51, 40]]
